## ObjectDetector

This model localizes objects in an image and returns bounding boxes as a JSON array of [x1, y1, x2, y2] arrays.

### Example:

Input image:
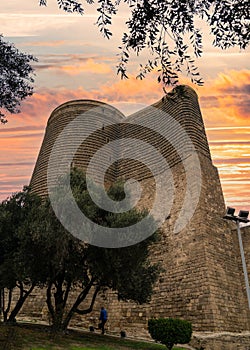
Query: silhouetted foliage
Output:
[[44, 168, 159, 331], [8, 168, 159, 331], [0, 35, 37, 124], [39, 0, 249, 86], [0, 187, 42, 322]]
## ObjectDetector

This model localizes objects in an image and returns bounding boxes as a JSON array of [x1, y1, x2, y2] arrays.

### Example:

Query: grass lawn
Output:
[[0, 322, 187, 350]]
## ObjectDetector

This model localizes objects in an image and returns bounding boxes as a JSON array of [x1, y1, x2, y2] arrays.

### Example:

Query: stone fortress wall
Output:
[[21, 85, 250, 337]]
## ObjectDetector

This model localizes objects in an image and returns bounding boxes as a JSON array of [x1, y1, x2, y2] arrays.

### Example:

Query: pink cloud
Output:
[[1, 71, 249, 209]]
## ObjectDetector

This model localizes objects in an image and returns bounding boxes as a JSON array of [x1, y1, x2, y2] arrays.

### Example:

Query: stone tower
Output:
[[30, 85, 250, 334]]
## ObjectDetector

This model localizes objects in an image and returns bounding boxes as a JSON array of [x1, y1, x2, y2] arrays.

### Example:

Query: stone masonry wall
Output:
[[25, 85, 250, 336], [190, 332, 250, 350]]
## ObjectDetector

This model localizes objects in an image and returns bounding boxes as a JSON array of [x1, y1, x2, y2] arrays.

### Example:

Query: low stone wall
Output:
[[190, 332, 250, 350]]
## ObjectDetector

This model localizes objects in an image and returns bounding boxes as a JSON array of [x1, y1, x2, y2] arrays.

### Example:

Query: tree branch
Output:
[[75, 285, 100, 315], [8, 283, 35, 322], [46, 281, 55, 320], [62, 280, 71, 309], [62, 279, 97, 330], [3, 289, 12, 322]]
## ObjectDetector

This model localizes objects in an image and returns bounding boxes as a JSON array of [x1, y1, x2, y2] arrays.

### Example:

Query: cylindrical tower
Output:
[[30, 100, 124, 196], [29, 85, 250, 334]]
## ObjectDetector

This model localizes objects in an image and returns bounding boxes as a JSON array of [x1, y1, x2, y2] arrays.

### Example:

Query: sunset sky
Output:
[[0, 1, 249, 214]]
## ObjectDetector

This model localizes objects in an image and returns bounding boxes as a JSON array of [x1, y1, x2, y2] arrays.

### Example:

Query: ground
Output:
[[0, 322, 187, 350]]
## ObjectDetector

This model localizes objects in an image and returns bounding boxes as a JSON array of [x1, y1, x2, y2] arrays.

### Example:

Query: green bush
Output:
[[148, 318, 192, 350]]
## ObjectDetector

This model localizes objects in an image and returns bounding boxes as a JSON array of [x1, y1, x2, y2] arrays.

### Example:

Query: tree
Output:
[[148, 318, 192, 350], [39, 0, 249, 86], [28, 168, 159, 332], [0, 169, 159, 330], [0, 35, 37, 124], [0, 187, 43, 322]]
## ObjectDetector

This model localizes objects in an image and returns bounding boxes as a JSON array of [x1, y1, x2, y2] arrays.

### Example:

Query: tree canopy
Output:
[[0, 168, 159, 331], [0, 35, 37, 124], [38, 168, 159, 331], [39, 0, 249, 86], [0, 187, 43, 322]]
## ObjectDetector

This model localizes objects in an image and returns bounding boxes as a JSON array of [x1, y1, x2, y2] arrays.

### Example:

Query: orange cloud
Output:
[[192, 69, 250, 212], [37, 58, 113, 75], [0, 78, 160, 200], [197, 70, 250, 127], [60, 59, 112, 75], [23, 40, 66, 47], [211, 70, 250, 90], [1, 72, 249, 211], [99, 76, 162, 103]]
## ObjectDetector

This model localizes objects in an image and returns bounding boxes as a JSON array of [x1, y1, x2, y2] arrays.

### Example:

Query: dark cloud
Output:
[[1, 133, 44, 139], [0, 125, 44, 133], [0, 179, 28, 186], [200, 95, 220, 108], [213, 158, 250, 164], [210, 141, 250, 145], [219, 84, 250, 95], [34, 54, 113, 71], [1, 162, 34, 167]]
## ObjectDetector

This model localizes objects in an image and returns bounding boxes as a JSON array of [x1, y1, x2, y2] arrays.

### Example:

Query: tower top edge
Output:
[[165, 84, 198, 99], [48, 99, 125, 125], [47, 85, 198, 125]]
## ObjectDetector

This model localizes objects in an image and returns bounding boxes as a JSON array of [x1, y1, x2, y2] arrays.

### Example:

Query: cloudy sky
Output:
[[0, 1, 249, 213]]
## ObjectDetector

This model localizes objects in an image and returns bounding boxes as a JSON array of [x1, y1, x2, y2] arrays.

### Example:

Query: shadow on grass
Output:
[[0, 322, 186, 350]]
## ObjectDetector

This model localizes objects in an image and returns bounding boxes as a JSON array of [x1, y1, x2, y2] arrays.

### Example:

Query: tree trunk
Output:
[[46, 278, 100, 332], [46, 281, 55, 325], [46, 277, 69, 333], [52, 283, 65, 332], [3, 288, 12, 322], [62, 282, 99, 331], [167, 342, 174, 350], [7, 283, 35, 323]]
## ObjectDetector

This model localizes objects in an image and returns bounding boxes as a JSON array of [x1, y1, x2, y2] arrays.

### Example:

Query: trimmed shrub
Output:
[[148, 317, 192, 350]]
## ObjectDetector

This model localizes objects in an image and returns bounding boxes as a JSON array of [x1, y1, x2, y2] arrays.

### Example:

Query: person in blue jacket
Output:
[[99, 306, 108, 334]]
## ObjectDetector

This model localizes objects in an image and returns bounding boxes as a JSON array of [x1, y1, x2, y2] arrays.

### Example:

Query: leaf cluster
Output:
[[0, 168, 160, 328], [0, 35, 37, 123], [40, 0, 249, 86], [0, 187, 43, 289], [39, 0, 88, 14], [48, 168, 159, 302]]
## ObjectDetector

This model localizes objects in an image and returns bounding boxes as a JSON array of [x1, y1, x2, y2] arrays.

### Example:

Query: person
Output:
[[99, 306, 108, 334]]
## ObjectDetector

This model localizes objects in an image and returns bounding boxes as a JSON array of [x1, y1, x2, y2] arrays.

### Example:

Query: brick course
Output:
[[22, 85, 250, 336]]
